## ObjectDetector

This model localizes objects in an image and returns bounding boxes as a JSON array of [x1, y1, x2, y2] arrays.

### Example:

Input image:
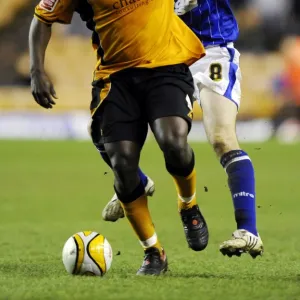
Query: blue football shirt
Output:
[[175, 0, 239, 47]]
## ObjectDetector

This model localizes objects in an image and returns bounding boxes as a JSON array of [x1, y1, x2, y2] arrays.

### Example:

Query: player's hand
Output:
[[31, 71, 57, 109]]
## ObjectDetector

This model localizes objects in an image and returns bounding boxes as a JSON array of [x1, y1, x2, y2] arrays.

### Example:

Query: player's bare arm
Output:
[[29, 17, 57, 109]]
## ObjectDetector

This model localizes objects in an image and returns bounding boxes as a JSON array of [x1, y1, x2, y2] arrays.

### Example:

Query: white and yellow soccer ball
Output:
[[62, 231, 113, 276]]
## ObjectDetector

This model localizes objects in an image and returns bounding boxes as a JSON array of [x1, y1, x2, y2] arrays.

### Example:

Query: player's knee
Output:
[[105, 141, 140, 191], [109, 149, 139, 195], [152, 117, 190, 161], [110, 150, 137, 177], [158, 131, 189, 163]]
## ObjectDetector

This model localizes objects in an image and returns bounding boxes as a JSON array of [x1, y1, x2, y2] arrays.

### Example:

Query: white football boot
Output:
[[220, 229, 264, 258], [102, 177, 155, 222]]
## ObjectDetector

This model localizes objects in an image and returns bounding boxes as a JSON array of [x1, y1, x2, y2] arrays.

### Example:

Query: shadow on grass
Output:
[[1, 263, 300, 283], [167, 271, 300, 282], [0, 263, 137, 280]]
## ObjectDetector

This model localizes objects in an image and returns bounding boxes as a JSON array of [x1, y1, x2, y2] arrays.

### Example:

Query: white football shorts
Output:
[[190, 43, 242, 108]]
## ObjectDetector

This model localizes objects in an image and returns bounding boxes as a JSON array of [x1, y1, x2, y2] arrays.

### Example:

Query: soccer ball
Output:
[[62, 231, 113, 276]]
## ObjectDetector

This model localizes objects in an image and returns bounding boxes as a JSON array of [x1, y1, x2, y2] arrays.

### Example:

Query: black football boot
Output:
[[180, 204, 209, 251], [136, 247, 168, 276]]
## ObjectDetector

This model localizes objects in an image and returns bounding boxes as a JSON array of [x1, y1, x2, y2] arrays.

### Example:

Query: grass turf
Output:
[[0, 140, 300, 300]]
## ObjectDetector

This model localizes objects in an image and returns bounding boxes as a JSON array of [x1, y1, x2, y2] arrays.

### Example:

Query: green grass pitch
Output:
[[1, 140, 300, 300]]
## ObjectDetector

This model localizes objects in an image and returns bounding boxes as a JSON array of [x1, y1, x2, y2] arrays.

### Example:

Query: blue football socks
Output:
[[138, 168, 148, 187], [221, 150, 258, 236]]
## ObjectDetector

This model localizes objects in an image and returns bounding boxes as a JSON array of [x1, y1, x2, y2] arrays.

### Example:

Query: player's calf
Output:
[[90, 121, 154, 222], [220, 149, 258, 236], [104, 141, 166, 275], [215, 141, 262, 255], [118, 186, 167, 275], [116, 182, 166, 275], [152, 116, 209, 251], [205, 101, 258, 237], [201, 89, 260, 249]]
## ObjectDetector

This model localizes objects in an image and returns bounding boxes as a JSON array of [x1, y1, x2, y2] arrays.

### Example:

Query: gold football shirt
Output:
[[35, 0, 205, 81]]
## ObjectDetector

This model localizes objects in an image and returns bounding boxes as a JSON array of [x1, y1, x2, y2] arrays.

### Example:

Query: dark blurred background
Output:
[[0, 0, 300, 142]]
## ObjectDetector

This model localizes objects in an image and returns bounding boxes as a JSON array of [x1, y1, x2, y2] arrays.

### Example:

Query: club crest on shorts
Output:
[[39, 0, 58, 12]]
